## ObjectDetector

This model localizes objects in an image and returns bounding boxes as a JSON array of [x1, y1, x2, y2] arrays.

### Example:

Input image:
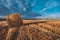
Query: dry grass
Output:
[[0, 20, 60, 40]]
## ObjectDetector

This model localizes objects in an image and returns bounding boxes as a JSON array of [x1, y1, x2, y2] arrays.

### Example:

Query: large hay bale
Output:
[[6, 13, 23, 40], [6, 13, 23, 27]]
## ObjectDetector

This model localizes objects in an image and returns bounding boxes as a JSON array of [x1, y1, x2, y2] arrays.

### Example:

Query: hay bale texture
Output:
[[6, 13, 23, 40], [6, 13, 23, 27]]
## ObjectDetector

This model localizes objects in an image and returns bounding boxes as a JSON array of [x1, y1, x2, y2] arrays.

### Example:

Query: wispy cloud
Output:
[[39, 7, 48, 13], [39, 0, 59, 13], [31, 0, 37, 6], [7, 0, 11, 7]]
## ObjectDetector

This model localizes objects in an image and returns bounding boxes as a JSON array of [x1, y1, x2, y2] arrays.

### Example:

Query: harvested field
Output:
[[0, 20, 60, 40]]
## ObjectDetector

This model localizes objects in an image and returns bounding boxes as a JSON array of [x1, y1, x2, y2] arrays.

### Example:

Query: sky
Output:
[[0, 0, 60, 19]]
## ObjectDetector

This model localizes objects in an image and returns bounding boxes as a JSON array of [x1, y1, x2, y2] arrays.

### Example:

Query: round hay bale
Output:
[[6, 13, 23, 40], [6, 13, 23, 27]]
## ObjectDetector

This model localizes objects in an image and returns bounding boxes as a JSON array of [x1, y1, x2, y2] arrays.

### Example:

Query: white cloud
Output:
[[33, 12, 60, 19], [39, 0, 59, 13], [48, 14, 60, 18], [31, 0, 37, 7], [7, 0, 12, 7], [0, 16, 5, 18], [23, 7, 26, 11], [39, 8, 48, 13]]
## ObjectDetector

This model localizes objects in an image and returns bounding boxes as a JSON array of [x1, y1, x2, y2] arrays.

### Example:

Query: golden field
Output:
[[0, 20, 60, 40]]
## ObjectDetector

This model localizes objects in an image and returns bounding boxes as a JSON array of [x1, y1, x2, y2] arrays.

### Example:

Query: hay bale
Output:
[[6, 13, 23, 27], [6, 13, 23, 40]]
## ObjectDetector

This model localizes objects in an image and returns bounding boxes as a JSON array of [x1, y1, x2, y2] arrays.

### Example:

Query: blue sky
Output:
[[31, 0, 60, 19], [0, 0, 60, 19]]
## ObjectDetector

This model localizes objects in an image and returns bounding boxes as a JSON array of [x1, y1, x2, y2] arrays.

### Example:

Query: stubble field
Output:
[[0, 20, 60, 40]]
